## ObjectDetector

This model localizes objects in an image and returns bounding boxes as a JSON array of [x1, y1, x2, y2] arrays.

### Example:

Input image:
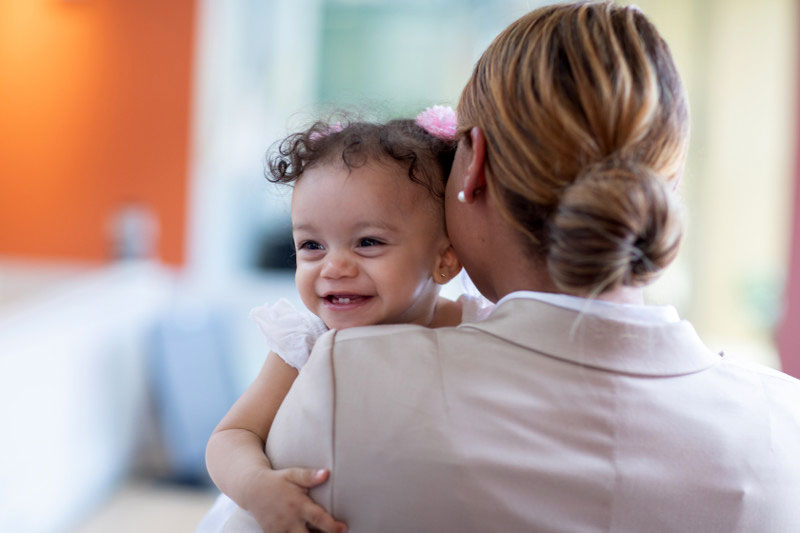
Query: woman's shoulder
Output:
[[332, 322, 428, 343], [718, 355, 800, 393]]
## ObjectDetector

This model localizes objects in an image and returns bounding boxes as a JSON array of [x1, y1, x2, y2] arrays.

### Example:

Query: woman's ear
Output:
[[462, 127, 487, 203], [433, 244, 462, 285]]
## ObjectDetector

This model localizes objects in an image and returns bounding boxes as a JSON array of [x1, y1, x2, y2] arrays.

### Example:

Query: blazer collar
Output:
[[459, 297, 720, 377]]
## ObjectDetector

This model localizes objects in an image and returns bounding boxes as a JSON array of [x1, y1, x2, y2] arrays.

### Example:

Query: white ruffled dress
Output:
[[196, 293, 494, 532]]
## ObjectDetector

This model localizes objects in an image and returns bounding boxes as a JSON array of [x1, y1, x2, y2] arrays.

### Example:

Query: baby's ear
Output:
[[434, 243, 462, 285]]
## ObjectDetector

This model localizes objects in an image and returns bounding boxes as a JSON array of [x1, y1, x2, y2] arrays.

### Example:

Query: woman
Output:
[[246, 2, 800, 531]]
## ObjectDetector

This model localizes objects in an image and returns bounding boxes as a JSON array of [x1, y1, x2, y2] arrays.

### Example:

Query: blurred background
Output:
[[1, 0, 798, 531]]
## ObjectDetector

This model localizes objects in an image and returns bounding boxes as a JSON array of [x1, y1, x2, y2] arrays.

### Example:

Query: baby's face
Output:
[[291, 160, 448, 330]]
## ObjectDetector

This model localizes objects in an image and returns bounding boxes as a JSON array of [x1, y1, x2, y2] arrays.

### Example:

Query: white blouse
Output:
[[495, 290, 681, 324]]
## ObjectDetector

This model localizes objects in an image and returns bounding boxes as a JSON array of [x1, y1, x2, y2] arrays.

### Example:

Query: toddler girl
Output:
[[199, 107, 492, 533]]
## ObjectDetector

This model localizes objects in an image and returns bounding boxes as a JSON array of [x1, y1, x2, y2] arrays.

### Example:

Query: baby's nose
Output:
[[320, 252, 358, 279]]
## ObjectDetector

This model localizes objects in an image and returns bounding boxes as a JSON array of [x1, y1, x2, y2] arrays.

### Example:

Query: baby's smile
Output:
[[322, 293, 373, 307]]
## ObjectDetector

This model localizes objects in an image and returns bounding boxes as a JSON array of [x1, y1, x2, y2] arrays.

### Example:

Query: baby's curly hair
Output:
[[267, 119, 457, 201]]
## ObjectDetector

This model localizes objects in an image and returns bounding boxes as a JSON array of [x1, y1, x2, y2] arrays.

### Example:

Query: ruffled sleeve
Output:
[[249, 299, 328, 370]]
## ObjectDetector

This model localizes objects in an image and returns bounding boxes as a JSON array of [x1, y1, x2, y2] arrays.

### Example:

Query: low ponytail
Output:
[[545, 159, 682, 295]]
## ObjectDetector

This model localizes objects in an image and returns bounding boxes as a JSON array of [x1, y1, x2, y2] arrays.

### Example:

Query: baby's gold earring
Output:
[[440, 273, 447, 279]]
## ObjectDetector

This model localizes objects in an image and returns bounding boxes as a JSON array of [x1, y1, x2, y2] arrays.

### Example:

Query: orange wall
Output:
[[0, 0, 195, 265]]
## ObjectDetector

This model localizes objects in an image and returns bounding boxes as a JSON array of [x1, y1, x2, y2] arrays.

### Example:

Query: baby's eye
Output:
[[358, 238, 384, 248], [298, 240, 324, 251]]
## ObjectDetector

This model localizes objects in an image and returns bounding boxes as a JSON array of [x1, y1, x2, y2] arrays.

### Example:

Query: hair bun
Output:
[[545, 158, 683, 295]]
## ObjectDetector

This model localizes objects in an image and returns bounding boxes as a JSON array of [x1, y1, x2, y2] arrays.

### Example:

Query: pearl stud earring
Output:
[[457, 190, 467, 203]]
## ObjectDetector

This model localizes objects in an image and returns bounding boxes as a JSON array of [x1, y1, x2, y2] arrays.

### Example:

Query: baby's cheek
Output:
[[294, 269, 314, 301]]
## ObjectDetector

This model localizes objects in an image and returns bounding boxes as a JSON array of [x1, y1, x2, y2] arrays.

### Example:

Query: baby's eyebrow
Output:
[[292, 220, 399, 233], [352, 220, 398, 232], [292, 223, 315, 233]]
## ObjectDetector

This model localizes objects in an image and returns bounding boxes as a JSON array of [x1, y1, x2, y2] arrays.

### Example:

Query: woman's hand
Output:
[[242, 466, 347, 533]]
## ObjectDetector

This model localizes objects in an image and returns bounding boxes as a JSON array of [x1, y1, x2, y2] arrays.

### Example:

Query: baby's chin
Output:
[[319, 303, 436, 330]]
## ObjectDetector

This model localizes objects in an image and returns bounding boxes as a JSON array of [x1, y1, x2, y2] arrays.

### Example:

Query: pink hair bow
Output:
[[309, 122, 344, 141], [415, 105, 458, 140]]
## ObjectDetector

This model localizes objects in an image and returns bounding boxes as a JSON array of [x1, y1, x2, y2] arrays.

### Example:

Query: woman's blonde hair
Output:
[[458, 1, 689, 296]]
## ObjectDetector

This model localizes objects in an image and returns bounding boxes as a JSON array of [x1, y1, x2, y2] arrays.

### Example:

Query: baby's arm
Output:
[[430, 294, 495, 327], [205, 351, 347, 533]]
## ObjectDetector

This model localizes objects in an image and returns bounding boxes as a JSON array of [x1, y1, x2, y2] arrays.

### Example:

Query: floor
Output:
[[74, 480, 220, 533]]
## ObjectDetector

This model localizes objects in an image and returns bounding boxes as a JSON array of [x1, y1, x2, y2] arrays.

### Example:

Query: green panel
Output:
[[317, 2, 478, 119]]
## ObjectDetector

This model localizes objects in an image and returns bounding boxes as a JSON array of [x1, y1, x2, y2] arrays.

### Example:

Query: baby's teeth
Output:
[[336, 297, 351, 304]]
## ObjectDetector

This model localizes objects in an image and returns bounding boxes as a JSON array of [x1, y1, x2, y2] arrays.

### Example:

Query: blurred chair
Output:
[[149, 298, 239, 485]]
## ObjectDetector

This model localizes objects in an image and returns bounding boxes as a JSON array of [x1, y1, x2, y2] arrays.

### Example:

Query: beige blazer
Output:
[[264, 298, 800, 532]]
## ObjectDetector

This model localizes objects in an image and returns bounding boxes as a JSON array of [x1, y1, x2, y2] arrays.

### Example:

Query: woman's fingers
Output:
[[283, 467, 329, 488], [303, 502, 348, 533]]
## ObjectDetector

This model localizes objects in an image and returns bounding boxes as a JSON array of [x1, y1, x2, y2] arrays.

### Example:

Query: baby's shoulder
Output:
[[457, 293, 495, 323], [432, 297, 463, 328], [431, 294, 496, 328]]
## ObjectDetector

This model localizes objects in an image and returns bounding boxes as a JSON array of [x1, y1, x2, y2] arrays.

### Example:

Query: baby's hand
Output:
[[242, 467, 347, 533]]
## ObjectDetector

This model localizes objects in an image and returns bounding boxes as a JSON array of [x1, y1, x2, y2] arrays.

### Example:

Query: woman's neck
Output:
[[482, 245, 645, 306], [592, 285, 645, 305], [461, 190, 646, 306]]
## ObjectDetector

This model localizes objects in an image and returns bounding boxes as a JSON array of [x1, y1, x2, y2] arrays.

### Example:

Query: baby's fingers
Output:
[[303, 501, 348, 533], [283, 467, 329, 489]]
